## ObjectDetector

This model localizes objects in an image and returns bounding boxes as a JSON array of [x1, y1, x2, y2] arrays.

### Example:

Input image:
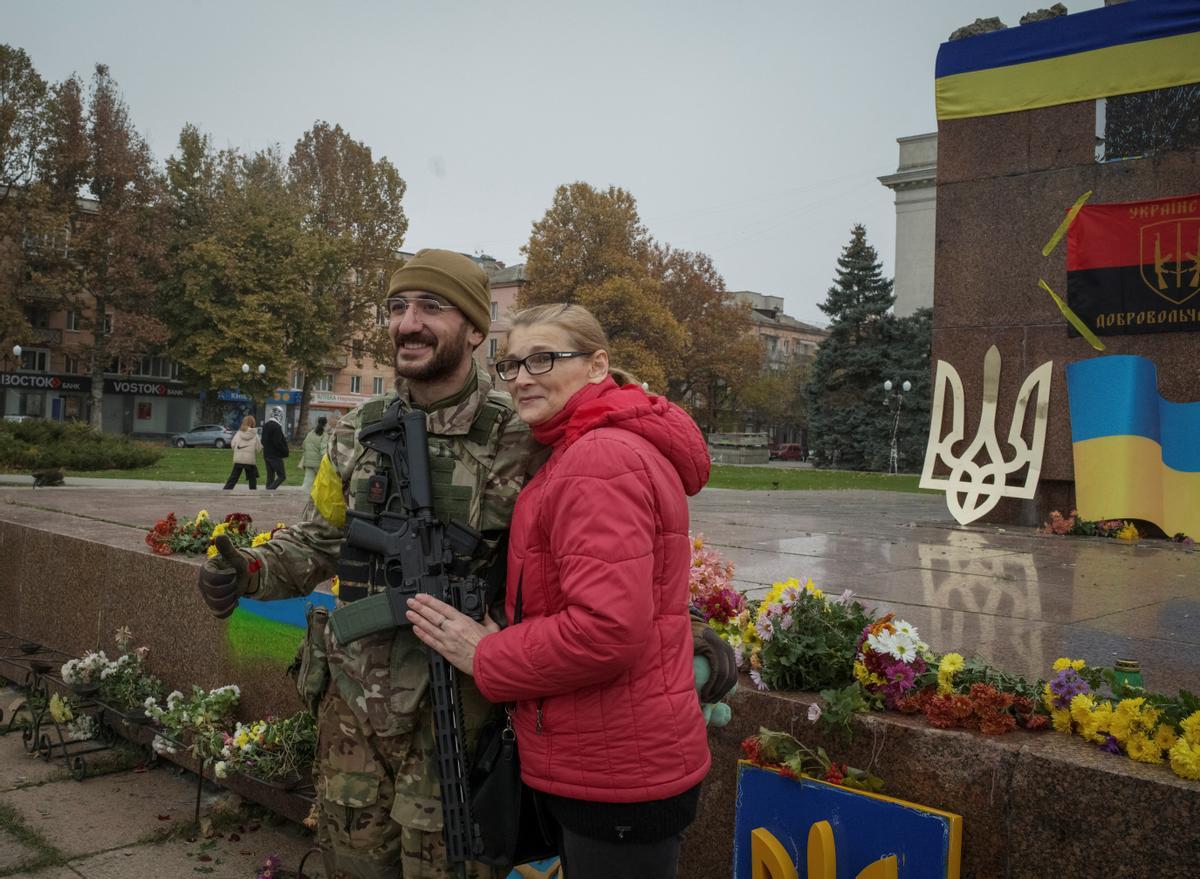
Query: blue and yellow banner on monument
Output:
[[935, 0, 1200, 120], [733, 763, 961, 879], [1067, 355, 1200, 540]]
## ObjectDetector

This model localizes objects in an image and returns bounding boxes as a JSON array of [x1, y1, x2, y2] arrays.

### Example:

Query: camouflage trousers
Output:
[[314, 686, 502, 879]]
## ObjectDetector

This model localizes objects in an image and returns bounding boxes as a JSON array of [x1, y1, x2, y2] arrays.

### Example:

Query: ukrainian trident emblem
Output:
[[919, 346, 1053, 525]]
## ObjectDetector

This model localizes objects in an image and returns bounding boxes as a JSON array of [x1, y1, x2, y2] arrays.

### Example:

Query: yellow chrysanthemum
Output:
[[803, 577, 823, 599], [1153, 724, 1179, 752], [196, 509, 209, 522], [331, 576, 340, 598], [206, 544, 219, 559], [1179, 710, 1200, 744], [1069, 693, 1095, 725], [1051, 708, 1072, 733], [1168, 737, 1200, 780], [1110, 698, 1151, 744], [1041, 683, 1057, 714], [211, 522, 229, 539], [1070, 695, 1109, 742], [1124, 732, 1164, 764], [49, 693, 73, 724], [1114, 522, 1139, 542], [275, 522, 285, 531], [692, 535, 704, 551], [853, 661, 885, 688], [937, 653, 964, 694], [251, 531, 271, 547]]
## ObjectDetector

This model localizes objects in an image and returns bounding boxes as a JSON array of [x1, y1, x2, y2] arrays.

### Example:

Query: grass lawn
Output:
[[51, 449, 924, 494], [68, 447, 305, 486], [708, 465, 929, 493]]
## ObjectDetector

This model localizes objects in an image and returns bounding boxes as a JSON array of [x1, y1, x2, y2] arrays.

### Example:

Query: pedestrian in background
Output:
[[300, 415, 328, 491], [261, 407, 290, 490], [223, 415, 262, 490]]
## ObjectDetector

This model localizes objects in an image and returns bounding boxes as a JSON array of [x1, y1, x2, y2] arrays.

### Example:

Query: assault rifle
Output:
[[328, 404, 487, 873]]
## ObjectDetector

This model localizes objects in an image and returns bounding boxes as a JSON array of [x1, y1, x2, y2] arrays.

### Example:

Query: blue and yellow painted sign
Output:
[[733, 763, 961, 879]]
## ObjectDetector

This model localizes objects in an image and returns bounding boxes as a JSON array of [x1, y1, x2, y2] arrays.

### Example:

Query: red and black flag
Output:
[[1067, 193, 1200, 336]]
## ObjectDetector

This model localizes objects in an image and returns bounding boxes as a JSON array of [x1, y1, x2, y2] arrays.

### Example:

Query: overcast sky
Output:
[[9, 0, 1103, 326]]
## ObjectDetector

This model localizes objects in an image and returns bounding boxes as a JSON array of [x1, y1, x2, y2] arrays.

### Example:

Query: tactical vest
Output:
[[350, 393, 510, 527]]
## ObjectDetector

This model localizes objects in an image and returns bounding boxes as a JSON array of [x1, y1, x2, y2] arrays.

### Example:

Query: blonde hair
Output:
[[505, 303, 641, 387], [240, 415, 256, 431]]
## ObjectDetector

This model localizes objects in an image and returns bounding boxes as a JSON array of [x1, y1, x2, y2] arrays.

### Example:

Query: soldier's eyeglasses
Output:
[[494, 351, 592, 382], [383, 297, 459, 317]]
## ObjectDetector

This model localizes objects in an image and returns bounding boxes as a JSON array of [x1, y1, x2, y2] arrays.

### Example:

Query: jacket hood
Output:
[[532, 377, 710, 496], [237, 428, 256, 437]]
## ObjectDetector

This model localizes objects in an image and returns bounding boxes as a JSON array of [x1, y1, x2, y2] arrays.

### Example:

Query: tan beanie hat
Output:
[[386, 249, 491, 334]]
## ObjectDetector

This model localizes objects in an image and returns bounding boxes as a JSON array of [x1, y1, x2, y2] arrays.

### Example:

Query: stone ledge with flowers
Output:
[[2, 488, 1198, 879], [683, 534, 1200, 879]]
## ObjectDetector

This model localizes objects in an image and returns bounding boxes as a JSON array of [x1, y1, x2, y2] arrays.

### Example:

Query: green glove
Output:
[[196, 535, 252, 619]]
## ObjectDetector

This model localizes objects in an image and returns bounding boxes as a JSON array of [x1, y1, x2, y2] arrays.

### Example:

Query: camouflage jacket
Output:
[[239, 364, 540, 745]]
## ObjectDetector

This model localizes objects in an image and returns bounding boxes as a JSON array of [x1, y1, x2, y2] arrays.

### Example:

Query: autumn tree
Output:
[[33, 65, 169, 428], [653, 246, 762, 432], [287, 121, 407, 428], [162, 138, 321, 407], [0, 45, 49, 347], [520, 182, 684, 392], [740, 360, 811, 441]]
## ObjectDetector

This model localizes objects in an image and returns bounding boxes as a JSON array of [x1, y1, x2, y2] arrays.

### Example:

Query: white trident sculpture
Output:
[[919, 346, 1053, 526]]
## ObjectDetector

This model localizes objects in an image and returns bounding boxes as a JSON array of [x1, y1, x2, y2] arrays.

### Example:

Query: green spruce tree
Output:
[[808, 224, 901, 469]]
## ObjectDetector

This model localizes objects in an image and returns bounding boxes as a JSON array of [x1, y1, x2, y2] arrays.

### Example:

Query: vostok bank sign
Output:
[[0, 372, 91, 392], [104, 379, 187, 397]]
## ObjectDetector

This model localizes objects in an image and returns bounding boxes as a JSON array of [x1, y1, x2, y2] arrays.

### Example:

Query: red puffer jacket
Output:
[[473, 377, 712, 803]]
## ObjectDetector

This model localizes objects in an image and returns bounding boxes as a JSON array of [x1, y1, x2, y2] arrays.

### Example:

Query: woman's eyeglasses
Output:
[[494, 351, 592, 381]]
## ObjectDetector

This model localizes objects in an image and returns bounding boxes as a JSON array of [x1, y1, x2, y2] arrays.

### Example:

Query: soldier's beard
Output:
[[393, 323, 472, 385]]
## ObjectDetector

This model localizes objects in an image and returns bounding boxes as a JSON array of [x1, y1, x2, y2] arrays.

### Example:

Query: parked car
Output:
[[769, 442, 806, 461], [171, 424, 235, 448]]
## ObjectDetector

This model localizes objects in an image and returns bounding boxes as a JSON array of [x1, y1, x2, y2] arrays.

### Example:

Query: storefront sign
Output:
[[311, 391, 364, 407], [104, 379, 188, 398], [733, 763, 961, 879], [217, 388, 303, 404], [0, 372, 92, 392]]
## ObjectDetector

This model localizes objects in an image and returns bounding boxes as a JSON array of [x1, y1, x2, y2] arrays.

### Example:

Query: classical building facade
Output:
[[878, 132, 937, 317]]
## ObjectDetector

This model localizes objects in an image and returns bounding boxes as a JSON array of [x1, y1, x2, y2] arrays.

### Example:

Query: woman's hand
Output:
[[406, 593, 501, 676]]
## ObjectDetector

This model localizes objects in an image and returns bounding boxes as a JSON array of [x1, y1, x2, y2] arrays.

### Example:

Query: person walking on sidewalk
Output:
[[261, 407, 289, 489], [223, 415, 262, 490], [299, 416, 328, 491]]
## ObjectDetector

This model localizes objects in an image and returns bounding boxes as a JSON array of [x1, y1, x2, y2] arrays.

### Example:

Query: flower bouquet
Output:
[[144, 509, 273, 556], [688, 533, 745, 624], [740, 727, 884, 792], [60, 651, 110, 695], [144, 684, 241, 760], [214, 712, 317, 788], [98, 629, 163, 719], [745, 578, 872, 693], [1041, 657, 1200, 780], [853, 614, 928, 709]]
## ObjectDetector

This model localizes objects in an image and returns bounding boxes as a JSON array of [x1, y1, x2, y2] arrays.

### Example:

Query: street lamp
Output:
[[882, 379, 912, 474]]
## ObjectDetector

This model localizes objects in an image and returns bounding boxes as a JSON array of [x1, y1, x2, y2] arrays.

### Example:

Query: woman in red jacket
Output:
[[407, 303, 712, 878]]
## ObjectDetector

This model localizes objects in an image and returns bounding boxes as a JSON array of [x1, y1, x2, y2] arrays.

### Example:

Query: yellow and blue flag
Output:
[[1067, 355, 1200, 538], [935, 0, 1200, 121]]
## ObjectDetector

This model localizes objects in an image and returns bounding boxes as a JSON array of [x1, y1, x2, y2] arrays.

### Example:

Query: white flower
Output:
[[893, 620, 917, 639], [779, 614, 795, 631], [807, 703, 823, 723], [143, 697, 157, 710], [754, 616, 774, 642], [833, 589, 854, 605], [214, 761, 229, 779], [749, 669, 768, 691], [885, 634, 918, 662]]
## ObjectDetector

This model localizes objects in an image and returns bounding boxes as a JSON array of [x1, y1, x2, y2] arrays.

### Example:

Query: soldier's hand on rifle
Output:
[[691, 608, 739, 704], [197, 535, 254, 619], [406, 593, 501, 676]]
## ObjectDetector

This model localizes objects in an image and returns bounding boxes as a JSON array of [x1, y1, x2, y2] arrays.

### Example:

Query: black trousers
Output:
[[263, 456, 286, 489], [555, 824, 683, 879], [223, 463, 258, 490]]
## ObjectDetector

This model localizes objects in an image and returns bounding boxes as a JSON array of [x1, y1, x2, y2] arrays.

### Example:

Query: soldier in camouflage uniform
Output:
[[197, 249, 542, 879]]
